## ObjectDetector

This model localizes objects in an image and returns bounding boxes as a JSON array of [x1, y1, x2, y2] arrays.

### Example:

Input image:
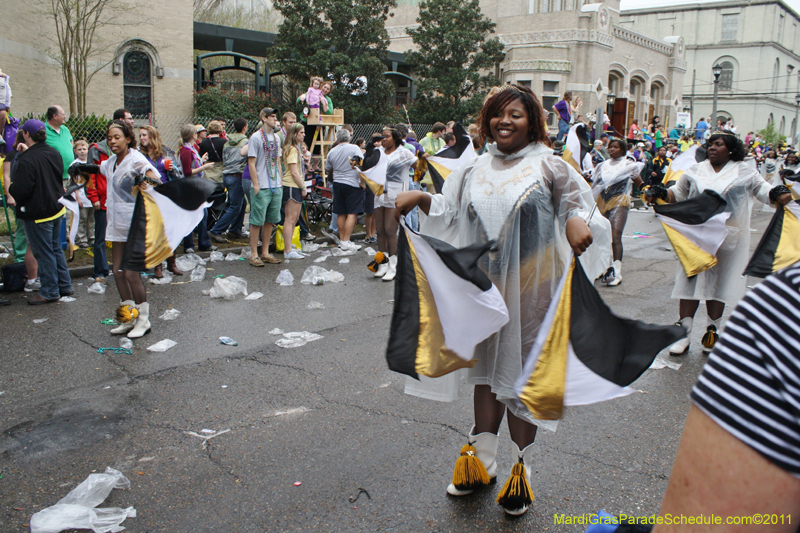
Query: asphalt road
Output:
[[0, 208, 775, 533]]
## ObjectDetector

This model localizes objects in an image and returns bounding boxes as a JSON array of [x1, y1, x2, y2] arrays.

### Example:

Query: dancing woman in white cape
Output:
[[646, 132, 792, 355], [395, 85, 610, 516]]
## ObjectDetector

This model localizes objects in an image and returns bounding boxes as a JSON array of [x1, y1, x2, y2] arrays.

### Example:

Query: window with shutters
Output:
[[721, 14, 738, 41]]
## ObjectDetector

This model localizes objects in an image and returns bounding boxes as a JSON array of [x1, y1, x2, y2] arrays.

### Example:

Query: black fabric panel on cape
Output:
[[744, 204, 786, 278], [121, 192, 148, 272], [154, 177, 220, 211], [569, 259, 686, 386], [653, 189, 727, 225], [418, 233, 494, 292], [428, 165, 445, 195], [385, 226, 422, 379], [576, 123, 590, 166], [361, 143, 381, 171]]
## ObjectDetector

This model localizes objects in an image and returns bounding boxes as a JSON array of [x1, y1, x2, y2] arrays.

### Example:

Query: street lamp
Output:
[[711, 63, 722, 127], [794, 93, 800, 145]]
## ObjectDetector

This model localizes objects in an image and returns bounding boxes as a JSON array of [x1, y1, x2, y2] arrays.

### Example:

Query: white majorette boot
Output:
[[669, 317, 693, 355], [111, 300, 137, 335], [127, 302, 151, 338], [497, 441, 535, 516], [382, 255, 398, 281], [446, 426, 499, 496], [702, 317, 722, 354], [607, 260, 622, 286]]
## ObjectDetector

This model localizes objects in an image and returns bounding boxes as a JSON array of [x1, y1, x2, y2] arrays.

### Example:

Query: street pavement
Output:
[[0, 208, 775, 532]]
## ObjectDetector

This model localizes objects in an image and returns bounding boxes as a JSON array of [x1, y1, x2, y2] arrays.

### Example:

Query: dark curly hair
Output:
[[107, 119, 137, 150], [706, 133, 745, 162], [607, 138, 627, 153], [479, 85, 550, 146], [382, 126, 404, 148]]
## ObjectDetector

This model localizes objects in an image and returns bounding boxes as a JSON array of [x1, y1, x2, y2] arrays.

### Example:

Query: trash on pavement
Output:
[[275, 331, 324, 348], [293, 482, 302, 487], [331, 247, 354, 257], [275, 269, 294, 286], [225, 253, 240, 261], [203, 276, 248, 300], [244, 292, 263, 300], [301, 242, 320, 253], [159, 309, 180, 320], [209, 251, 224, 262], [87, 282, 106, 294], [59, 296, 76, 303], [219, 336, 238, 346], [100, 319, 118, 326], [97, 347, 132, 355], [338, 258, 350, 264], [300, 266, 344, 285], [307, 301, 325, 309], [313, 255, 328, 263], [29, 466, 136, 533], [147, 339, 177, 352], [149, 271, 173, 284], [176, 253, 205, 271], [269, 328, 284, 335], [33, 318, 48, 324], [363, 247, 376, 256], [190, 265, 206, 282], [240, 246, 252, 259], [119, 338, 133, 350]]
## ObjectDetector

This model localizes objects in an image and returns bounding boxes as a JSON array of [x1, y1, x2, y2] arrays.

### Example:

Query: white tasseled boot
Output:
[[127, 302, 151, 339], [702, 317, 722, 354], [607, 260, 622, 286], [497, 441, 535, 516], [110, 300, 137, 335], [373, 258, 389, 278], [382, 255, 398, 281], [446, 426, 499, 496], [669, 317, 693, 355]]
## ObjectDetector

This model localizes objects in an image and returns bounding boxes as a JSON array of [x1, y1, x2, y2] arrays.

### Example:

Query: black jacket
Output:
[[8, 142, 65, 220]]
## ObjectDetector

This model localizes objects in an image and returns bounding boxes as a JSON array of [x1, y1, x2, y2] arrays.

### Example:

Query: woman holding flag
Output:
[[591, 138, 645, 287], [395, 84, 602, 516], [647, 132, 792, 355]]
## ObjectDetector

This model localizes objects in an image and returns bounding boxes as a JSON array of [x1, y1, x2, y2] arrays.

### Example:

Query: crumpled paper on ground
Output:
[[29, 466, 136, 533]]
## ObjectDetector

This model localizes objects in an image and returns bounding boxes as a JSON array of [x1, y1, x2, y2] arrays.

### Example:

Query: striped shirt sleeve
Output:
[[691, 262, 800, 477]]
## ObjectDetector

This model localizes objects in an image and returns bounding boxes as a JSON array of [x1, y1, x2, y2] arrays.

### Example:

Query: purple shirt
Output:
[[555, 100, 571, 122]]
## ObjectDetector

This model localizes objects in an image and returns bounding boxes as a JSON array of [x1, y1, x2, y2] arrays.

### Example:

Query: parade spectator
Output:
[[277, 112, 296, 145], [628, 119, 640, 142], [695, 116, 709, 141], [554, 92, 573, 141], [69, 140, 94, 249], [2, 130, 39, 291], [179, 123, 215, 253], [443, 133, 456, 147], [86, 127, 112, 283], [281, 123, 307, 259], [194, 124, 207, 151], [8, 119, 73, 304], [421, 122, 446, 155], [113, 108, 133, 128], [213, 116, 227, 139], [44, 105, 74, 183], [198, 120, 226, 184], [210, 118, 249, 242], [325, 128, 364, 252], [647, 145, 671, 186], [247, 107, 283, 266], [446, 120, 455, 134]]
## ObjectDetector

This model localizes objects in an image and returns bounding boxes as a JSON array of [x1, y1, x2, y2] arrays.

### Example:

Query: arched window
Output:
[[123, 51, 152, 116], [719, 61, 733, 91]]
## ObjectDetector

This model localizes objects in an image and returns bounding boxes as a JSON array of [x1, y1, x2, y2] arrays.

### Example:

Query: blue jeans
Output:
[[235, 179, 251, 233], [23, 216, 72, 300], [329, 185, 338, 233], [93, 209, 109, 278], [210, 174, 244, 235], [183, 209, 211, 250], [558, 119, 570, 141], [408, 180, 420, 232]]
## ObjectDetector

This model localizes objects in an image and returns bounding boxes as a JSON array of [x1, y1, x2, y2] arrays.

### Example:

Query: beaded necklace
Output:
[[261, 126, 280, 191]]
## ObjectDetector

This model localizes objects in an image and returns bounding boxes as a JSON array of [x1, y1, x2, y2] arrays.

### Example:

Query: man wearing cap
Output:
[[247, 107, 283, 266], [8, 119, 73, 304]]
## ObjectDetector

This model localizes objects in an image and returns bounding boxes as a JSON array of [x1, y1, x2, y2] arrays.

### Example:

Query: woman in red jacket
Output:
[[86, 140, 110, 282]]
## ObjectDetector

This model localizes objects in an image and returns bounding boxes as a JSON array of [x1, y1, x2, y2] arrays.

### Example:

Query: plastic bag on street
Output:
[[240, 246, 252, 259], [301, 242, 320, 253], [331, 247, 354, 257], [149, 271, 173, 285], [205, 276, 248, 300], [269, 328, 284, 335], [209, 251, 224, 262], [363, 247, 376, 256], [175, 255, 197, 272], [159, 309, 180, 320], [307, 301, 324, 309], [225, 253, 240, 261], [87, 282, 106, 294], [300, 266, 344, 285], [244, 292, 264, 300], [190, 266, 206, 282], [119, 338, 133, 350], [29, 466, 136, 533], [275, 331, 324, 348], [275, 270, 294, 286], [338, 258, 349, 264], [147, 339, 177, 352], [313, 255, 328, 263]]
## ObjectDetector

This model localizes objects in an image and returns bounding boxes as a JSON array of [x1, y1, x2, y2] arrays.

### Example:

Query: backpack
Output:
[[1, 116, 19, 156], [1, 261, 27, 292], [222, 138, 248, 175]]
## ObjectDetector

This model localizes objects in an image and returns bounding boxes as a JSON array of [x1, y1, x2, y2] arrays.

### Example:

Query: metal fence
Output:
[[12, 113, 436, 151]]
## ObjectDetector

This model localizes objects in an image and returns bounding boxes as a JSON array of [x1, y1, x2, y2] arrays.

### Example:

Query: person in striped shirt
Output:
[[653, 261, 800, 531]]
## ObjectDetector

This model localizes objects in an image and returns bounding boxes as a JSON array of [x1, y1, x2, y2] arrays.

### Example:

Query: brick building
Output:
[[388, 0, 687, 134]]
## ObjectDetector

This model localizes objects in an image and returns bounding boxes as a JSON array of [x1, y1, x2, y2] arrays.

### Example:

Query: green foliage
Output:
[[405, 0, 504, 121], [269, 0, 397, 123], [195, 87, 281, 121], [406, 93, 485, 125], [757, 121, 787, 147]]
